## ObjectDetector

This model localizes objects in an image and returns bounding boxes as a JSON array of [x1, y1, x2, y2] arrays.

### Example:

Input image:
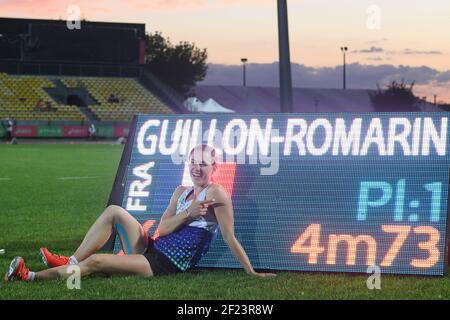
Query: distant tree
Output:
[[144, 32, 208, 97], [369, 79, 421, 112], [438, 103, 450, 111]]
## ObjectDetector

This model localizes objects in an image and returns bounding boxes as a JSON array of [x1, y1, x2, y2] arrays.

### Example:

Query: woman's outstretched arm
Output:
[[211, 187, 276, 278]]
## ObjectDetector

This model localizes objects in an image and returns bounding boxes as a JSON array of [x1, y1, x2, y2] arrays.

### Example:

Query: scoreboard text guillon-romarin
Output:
[[135, 116, 447, 158], [116, 113, 450, 276]]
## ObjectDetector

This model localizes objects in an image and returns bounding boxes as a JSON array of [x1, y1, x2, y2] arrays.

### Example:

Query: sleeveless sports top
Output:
[[153, 184, 219, 271]]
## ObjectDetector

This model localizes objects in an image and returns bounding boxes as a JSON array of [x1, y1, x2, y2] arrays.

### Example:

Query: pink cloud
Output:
[[124, 0, 207, 12], [0, 0, 213, 19], [218, 0, 274, 4], [0, 0, 68, 18], [0, 0, 276, 20]]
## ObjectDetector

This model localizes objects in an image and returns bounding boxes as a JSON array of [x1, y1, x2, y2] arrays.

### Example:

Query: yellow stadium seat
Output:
[[1, 74, 173, 121]]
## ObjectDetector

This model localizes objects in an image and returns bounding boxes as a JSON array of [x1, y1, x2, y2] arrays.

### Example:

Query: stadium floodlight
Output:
[[241, 58, 248, 87], [341, 46, 348, 90], [277, 0, 293, 113]]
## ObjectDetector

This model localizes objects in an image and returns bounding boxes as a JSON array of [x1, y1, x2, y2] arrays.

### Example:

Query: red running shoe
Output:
[[4, 256, 30, 282], [40, 247, 70, 268]]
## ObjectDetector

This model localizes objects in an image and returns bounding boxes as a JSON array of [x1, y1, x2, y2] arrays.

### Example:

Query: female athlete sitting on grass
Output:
[[5, 144, 275, 281]]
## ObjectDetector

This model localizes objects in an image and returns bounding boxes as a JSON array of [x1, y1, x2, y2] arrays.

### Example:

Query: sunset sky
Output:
[[1, 0, 449, 102]]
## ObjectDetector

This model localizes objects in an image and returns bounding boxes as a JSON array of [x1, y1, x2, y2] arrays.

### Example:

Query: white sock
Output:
[[69, 256, 78, 265], [28, 271, 35, 281]]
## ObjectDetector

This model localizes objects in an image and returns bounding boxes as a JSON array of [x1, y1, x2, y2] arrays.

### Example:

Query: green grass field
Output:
[[0, 144, 449, 300]]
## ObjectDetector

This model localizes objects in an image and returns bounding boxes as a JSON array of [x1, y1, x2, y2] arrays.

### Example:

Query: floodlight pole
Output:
[[277, 0, 293, 113], [241, 58, 248, 87], [341, 46, 348, 90]]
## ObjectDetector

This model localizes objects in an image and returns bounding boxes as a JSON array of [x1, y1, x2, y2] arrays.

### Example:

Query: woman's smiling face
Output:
[[188, 145, 217, 186]]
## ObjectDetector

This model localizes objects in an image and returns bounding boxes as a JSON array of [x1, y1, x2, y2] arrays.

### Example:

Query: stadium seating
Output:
[[0, 73, 85, 121], [0, 73, 173, 121], [60, 77, 173, 121]]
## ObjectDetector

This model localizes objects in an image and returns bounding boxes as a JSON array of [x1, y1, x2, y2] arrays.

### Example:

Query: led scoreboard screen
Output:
[[110, 113, 450, 276]]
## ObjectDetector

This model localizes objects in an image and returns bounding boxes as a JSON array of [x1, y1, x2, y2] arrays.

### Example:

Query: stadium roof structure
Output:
[[0, 17, 146, 37], [193, 85, 444, 113]]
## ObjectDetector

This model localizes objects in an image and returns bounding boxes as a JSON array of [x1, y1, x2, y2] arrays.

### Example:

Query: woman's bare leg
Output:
[[72, 205, 148, 262], [35, 254, 153, 280]]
